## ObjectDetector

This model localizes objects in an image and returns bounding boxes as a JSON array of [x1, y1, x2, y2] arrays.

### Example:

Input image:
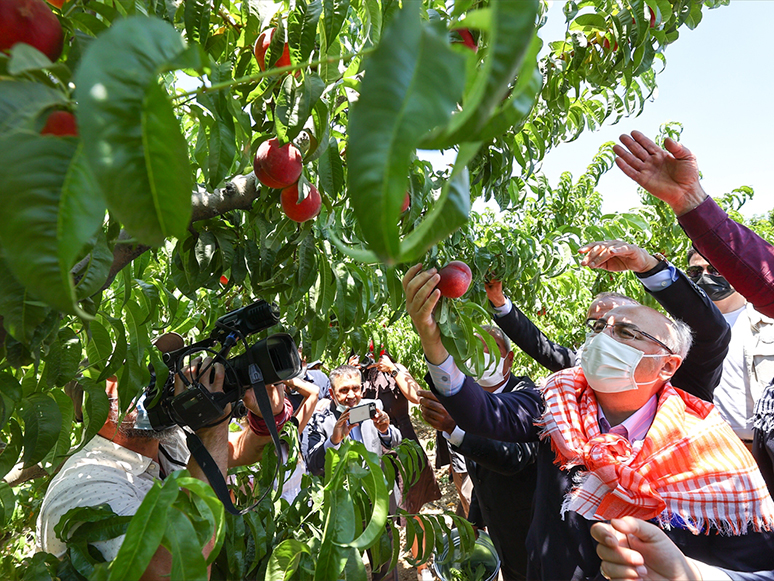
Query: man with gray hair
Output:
[[486, 238, 731, 403], [404, 263, 774, 578]]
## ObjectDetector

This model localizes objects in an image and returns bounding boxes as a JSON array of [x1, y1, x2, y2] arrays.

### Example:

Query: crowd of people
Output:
[[34, 130, 774, 581]]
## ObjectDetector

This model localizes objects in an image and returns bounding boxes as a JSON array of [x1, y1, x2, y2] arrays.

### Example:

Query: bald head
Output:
[[586, 293, 639, 323]]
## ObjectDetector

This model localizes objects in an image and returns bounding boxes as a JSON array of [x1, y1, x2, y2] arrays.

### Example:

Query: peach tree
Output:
[[0, 0, 732, 579]]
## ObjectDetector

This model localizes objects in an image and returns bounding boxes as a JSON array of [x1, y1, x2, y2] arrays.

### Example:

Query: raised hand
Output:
[[484, 279, 506, 308], [578, 240, 658, 274], [331, 409, 353, 445], [402, 264, 448, 365], [613, 131, 706, 216], [371, 408, 391, 434], [418, 389, 456, 434]]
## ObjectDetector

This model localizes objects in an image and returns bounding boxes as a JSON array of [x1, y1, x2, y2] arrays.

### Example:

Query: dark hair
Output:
[[686, 246, 714, 269]]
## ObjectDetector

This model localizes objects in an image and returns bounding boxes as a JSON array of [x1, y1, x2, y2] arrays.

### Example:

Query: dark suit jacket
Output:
[[448, 374, 538, 581], [434, 377, 774, 579], [494, 268, 730, 402], [304, 398, 401, 476]]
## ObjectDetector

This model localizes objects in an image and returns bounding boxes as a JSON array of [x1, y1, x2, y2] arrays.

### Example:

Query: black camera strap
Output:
[[182, 365, 283, 516]]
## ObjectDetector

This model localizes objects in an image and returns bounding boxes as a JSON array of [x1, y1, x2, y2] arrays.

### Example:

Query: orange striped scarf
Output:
[[539, 367, 774, 534]]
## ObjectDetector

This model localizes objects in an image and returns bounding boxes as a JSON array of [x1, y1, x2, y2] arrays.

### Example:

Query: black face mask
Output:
[[691, 273, 735, 301]]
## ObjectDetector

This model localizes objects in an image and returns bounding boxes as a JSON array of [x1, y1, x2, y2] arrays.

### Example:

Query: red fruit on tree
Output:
[[219, 275, 229, 285], [648, 8, 656, 28], [40, 110, 77, 136], [602, 38, 618, 52], [401, 192, 410, 213], [46, 0, 64, 8], [437, 261, 472, 299], [253, 138, 303, 189], [254, 28, 291, 72], [453, 28, 478, 52], [0, 0, 64, 62], [281, 183, 321, 223]]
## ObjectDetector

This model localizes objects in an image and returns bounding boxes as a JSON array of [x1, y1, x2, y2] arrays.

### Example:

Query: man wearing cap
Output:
[[37, 348, 287, 579]]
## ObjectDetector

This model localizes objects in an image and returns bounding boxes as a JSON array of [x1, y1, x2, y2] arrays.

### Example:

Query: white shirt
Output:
[[714, 305, 754, 439], [36, 431, 188, 559]]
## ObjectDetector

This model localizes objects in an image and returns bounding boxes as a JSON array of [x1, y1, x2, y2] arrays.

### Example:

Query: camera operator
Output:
[[37, 354, 288, 580]]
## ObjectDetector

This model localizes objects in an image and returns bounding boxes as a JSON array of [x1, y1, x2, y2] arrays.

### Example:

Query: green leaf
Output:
[[74, 16, 196, 246], [86, 319, 113, 372], [322, 0, 350, 46], [0, 419, 22, 480], [0, 482, 16, 526], [41, 390, 74, 470], [572, 13, 607, 30], [76, 377, 110, 452], [266, 539, 311, 581], [74, 230, 113, 300], [108, 476, 180, 581], [420, 0, 540, 148], [7, 43, 53, 75], [396, 143, 475, 263], [275, 73, 326, 143], [0, 81, 67, 134], [55, 504, 130, 544], [19, 393, 63, 468], [474, 38, 543, 143], [206, 108, 237, 189], [0, 255, 50, 346], [184, 0, 211, 45], [288, 0, 323, 66], [0, 135, 103, 317], [318, 136, 344, 197], [341, 443, 389, 550], [100, 314, 128, 383], [0, 372, 22, 430], [347, 1, 465, 263], [161, 509, 208, 581]]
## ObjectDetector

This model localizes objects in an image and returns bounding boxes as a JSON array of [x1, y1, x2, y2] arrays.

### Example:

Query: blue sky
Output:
[[538, 0, 774, 218]]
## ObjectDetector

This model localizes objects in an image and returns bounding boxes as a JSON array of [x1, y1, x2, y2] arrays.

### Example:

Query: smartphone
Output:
[[348, 402, 377, 424]]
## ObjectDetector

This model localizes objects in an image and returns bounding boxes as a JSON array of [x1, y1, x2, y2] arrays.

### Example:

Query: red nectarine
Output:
[[453, 28, 477, 52], [253, 138, 303, 189], [254, 28, 291, 72], [401, 192, 410, 213], [0, 0, 64, 62], [281, 183, 321, 223], [437, 261, 472, 299], [40, 110, 77, 136]]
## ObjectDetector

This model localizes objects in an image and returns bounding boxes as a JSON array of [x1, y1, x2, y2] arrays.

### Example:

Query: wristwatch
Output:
[[635, 252, 669, 278], [390, 369, 399, 378]]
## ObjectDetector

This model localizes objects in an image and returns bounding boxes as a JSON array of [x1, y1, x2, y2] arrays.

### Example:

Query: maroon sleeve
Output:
[[678, 197, 774, 317]]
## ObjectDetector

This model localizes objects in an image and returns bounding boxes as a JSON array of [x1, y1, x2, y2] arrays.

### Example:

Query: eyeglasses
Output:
[[686, 265, 720, 279], [586, 319, 675, 354]]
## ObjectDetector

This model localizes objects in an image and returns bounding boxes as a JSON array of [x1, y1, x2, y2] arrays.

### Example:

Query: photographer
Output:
[[304, 364, 401, 476], [36, 354, 288, 580]]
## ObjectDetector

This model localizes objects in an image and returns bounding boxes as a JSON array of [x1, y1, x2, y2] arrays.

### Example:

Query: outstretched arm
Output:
[[616, 131, 774, 317], [486, 279, 575, 373], [613, 130, 707, 216]]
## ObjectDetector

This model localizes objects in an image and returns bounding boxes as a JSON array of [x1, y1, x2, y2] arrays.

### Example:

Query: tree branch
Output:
[[85, 173, 260, 291]]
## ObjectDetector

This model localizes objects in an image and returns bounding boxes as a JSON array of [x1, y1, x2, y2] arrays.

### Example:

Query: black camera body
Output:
[[144, 300, 302, 432]]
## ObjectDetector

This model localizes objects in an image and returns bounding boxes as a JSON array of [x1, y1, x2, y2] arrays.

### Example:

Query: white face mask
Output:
[[580, 331, 665, 393], [472, 352, 508, 388], [574, 331, 596, 364]]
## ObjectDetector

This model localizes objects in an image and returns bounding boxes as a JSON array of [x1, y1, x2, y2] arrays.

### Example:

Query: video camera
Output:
[[144, 300, 302, 432]]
